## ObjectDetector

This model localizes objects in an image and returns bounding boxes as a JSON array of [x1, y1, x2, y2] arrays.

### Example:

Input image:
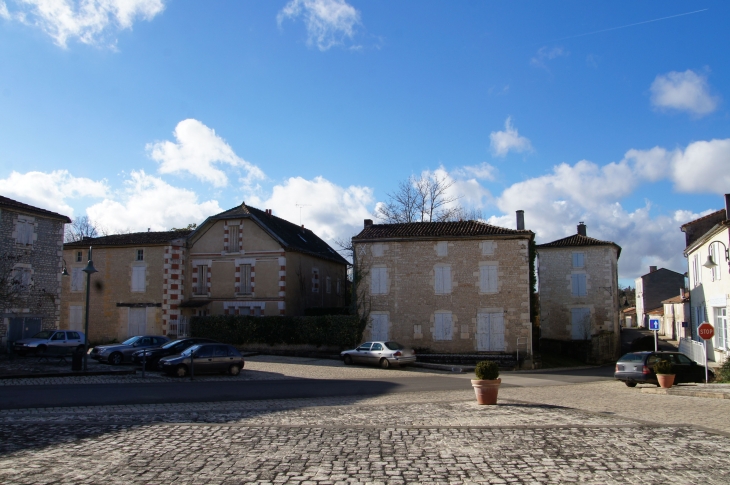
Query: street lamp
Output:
[[82, 247, 98, 371], [702, 241, 730, 271]]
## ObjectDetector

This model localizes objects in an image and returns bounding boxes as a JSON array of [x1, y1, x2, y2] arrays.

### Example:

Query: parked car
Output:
[[132, 338, 218, 369], [13, 330, 85, 355], [158, 343, 244, 377], [90, 335, 169, 365], [614, 351, 715, 387], [341, 341, 416, 369]]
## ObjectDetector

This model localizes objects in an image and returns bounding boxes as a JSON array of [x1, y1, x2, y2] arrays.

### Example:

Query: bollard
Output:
[[190, 352, 194, 381], [141, 349, 146, 378]]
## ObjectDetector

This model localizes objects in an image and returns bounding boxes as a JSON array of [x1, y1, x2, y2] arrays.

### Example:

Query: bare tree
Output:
[[377, 173, 462, 223], [444, 206, 484, 222], [0, 251, 32, 312], [65, 216, 107, 242]]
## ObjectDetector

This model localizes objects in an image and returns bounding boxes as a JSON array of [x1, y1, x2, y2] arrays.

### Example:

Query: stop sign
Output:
[[698, 322, 715, 340]]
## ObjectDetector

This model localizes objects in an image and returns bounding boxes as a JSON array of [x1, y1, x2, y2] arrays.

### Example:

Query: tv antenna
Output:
[[295, 203, 311, 226]]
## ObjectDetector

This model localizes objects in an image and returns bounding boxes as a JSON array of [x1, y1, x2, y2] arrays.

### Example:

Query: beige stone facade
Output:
[[352, 221, 534, 355], [537, 228, 620, 342]]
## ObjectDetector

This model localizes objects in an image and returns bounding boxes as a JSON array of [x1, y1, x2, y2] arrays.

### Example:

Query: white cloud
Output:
[[650, 69, 719, 116], [146, 119, 265, 188], [85, 170, 222, 233], [623, 146, 671, 182], [0, 169, 108, 217], [530, 46, 567, 69], [451, 162, 497, 181], [255, 176, 374, 248], [489, 117, 533, 157], [4, 0, 165, 47], [1, 1, 10, 19], [277, 0, 360, 51]]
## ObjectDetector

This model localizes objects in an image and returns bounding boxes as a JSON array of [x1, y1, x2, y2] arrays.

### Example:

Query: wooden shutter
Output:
[[132, 266, 146, 291], [443, 266, 452, 293], [71, 268, 84, 292], [489, 313, 504, 350], [435, 267, 443, 294], [573, 252, 584, 268]]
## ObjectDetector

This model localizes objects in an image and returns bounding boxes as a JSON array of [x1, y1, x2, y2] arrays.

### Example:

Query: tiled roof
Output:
[[680, 209, 726, 230], [202, 203, 348, 265], [662, 295, 689, 304], [0, 195, 71, 223], [536, 234, 622, 258], [647, 307, 664, 315], [64, 230, 192, 248], [352, 221, 533, 240]]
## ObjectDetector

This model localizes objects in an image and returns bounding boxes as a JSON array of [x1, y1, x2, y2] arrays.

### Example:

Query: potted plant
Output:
[[471, 360, 501, 405], [653, 359, 675, 388]]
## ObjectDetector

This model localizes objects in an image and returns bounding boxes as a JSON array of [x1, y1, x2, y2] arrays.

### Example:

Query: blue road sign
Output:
[[649, 318, 660, 331]]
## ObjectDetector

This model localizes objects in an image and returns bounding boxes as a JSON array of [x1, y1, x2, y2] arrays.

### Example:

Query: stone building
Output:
[[351, 214, 534, 356], [661, 291, 690, 340], [1, 196, 70, 351], [536, 223, 621, 344], [61, 230, 191, 343], [635, 267, 685, 330], [60, 203, 348, 342]]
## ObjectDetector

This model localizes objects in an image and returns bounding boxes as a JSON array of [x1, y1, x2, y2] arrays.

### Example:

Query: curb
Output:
[[0, 369, 137, 380], [411, 362, 475, 373], [641, 387, 730, 400]]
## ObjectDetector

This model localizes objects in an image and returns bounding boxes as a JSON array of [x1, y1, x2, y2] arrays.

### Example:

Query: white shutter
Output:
[[443, 313, 453, 340], [435, 267, 444, 294], [371, 268, 380, 294], [443, 266, 451, 293], [71, 268, 84, 292], [128, 308, 147, 336], [379, 268, 387, 294], [132, 266, 146, 292], [488, 266, 497, 293], [479, 267, 489, 293], [69, 306, 83, 331], [489, 313, 504, 350], [579, 274, 587, 296], [573, 252, 584, 268], [476, 313, 490, 351]]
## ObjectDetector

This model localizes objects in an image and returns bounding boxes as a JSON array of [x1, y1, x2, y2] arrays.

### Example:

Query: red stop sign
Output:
[[698, 322, 715, 340]]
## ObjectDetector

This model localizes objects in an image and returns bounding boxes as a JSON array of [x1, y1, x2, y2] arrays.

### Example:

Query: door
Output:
[[354, 342, 372, 364], [369, 342, 385, 364], [211, 345, 230, 372], [371, 314, 388, 341], [477, 313, 504, 351], [128, 308, 147, 337], [50, 331, 68, 348], [192, 345, 215, 373], [8, 317, 42, 345]]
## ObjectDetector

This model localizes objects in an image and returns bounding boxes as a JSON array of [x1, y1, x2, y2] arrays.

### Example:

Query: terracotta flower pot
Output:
[[657, 374, 675, 388], [471, 378, 501, 405]]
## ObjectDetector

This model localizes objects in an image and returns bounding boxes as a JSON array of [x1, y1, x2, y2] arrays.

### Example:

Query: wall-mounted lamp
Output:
[[702, 241, 730, 270]]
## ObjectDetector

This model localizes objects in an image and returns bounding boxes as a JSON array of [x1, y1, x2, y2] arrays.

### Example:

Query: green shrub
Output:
[[190, 314, 365, 349], [653, 359, 674, 375], [717, 359, 730, 383], [475, 360, 500, 380]]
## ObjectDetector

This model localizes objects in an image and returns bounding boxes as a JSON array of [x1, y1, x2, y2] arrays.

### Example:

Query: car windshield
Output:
[[181, 344, 201, 356], [162, 339, 184, 349], [122, 336, 141, 345], [384, 341, 405, 350], [31, 331, 54, 339]]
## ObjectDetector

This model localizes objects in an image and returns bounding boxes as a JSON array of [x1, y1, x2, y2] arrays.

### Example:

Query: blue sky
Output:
[[1, 1, 729, 285]]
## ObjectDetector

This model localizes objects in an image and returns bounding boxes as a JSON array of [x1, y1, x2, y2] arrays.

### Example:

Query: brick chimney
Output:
[[650, 266, 657, 273], [725, 193, 730, 220], [577, 222, 586, 236], [516, 210, 525, 230], [364, 219, 373, 228]]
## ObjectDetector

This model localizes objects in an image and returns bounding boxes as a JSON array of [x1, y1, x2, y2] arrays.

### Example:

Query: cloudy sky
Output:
[[1, 1, 729, 285]]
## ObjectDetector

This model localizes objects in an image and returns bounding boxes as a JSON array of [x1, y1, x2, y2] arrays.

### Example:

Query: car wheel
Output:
[[625, 382, 637, 388], [343, 355, 353, 365], [380, 358, 390, 369], [175, 365, 188, 378], [109, 352, 123, 365], [36, 345, 47, 355], [229, 364, 241, 376]]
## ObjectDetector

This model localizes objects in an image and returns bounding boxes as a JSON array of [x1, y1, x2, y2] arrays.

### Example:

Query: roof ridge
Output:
[[0, 195, 71, 222]]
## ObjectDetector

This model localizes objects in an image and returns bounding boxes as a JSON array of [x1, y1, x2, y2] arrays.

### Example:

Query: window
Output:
[[436, 241, 448, 256], [433, 312, 453, 341], [15, 218, 33, 245], [572, 252, 585, 268], [371, 314, 389, 340], [213, 346, 228, 357], [312, 268, 320, 293], [715, 307, 728, 350], [479, 265, 498, 293], [357, 343, 372, 351], [12, 267, 32, 292], [76, 251, 83, 262], [52, 332, 66, 341], [326, 276, 332, 294], [67, 331, 81, 340], [336, 278, 341, 295], [371, 244, 384, 257], [476, 312, 504, 351], [571, 308, 591, 340], [71, 268, 84, 292], [370, 267, 388, 295], [69, 305, 83, 331], [710, 243, 721, 281], [196, 265, 208, 295], [371, 343, 383, 351], [571, 273, 587, 297], [136, 249, 144, 261], [481, 241, 494, 256], [692, 253, 701, 287], [131, 266, 146, 292], [434, 265, 452, 294], [239, 264, 252, 293], [228, 225, 239, 252]]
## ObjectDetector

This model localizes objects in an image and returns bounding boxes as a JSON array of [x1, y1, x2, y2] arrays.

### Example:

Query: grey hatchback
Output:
[[341, 341, 416, 369], [159, 343, 244, 377], [614, 351, 714, 387]]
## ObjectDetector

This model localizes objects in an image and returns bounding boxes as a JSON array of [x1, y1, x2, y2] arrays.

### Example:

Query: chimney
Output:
[[516, 210, 525, 230], [650, 266, 657, 273], [725, 193, 730, 220], [680, 288, 685, 299], [147, 228, 151, 232], [265, 209, 272, 216], [364, 219, 373, 228], [577, 222, 586, 236]]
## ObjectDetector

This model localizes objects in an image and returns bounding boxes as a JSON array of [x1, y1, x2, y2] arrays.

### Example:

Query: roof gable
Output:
[[352, 221, 533, 241], [536, 234, 622, 258], [0, 195, 71, 223]]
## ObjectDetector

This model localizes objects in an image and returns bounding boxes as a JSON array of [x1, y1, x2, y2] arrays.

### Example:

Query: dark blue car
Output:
[[614, 351, 714, 387]]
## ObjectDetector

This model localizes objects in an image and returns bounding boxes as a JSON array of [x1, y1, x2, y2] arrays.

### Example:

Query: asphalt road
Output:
[[0, 366, 615, 410]]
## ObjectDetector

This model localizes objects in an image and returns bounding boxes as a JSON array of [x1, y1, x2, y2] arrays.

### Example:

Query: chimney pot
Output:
[[364, 219, 373, 228], [650, 266, 657, 273], [516, 210, 525, 231], [577, 222, 587, 236], [725, 193, 730, 221]]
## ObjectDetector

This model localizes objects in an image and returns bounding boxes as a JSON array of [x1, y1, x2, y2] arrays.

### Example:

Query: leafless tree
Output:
[[377, 173, 462, 223], [65, 216, 107, 242], [0, 251, 32, 312], [444, 206, 484, 222]]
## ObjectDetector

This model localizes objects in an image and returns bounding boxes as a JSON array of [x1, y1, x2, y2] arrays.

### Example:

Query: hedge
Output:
[[190, 314, 365, 349]]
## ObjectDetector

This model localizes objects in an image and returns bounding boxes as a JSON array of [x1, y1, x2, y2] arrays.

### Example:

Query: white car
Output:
[[341, 341, 416, 369], [13, 330, 85, 355]]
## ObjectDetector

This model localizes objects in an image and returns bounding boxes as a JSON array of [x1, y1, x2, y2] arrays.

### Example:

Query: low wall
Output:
[[540, 332, 618, 364]]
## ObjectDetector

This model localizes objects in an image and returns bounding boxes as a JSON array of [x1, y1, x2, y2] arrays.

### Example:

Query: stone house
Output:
[[351, 213, 534, 356], [179, 203, 348, 331], [1, 196, 70, 351], [661, 291, 690, 341], [681, 194, 730, 367], [634, 267, 685, 330], [536, 223, 621, 344], [61, 230, 191, 343]]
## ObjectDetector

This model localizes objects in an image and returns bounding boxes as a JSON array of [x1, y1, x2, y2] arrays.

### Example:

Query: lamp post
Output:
[[82, 247, 98, 371]]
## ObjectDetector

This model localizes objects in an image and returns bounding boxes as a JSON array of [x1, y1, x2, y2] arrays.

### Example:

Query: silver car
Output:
[[341, 341, 416, 369], [13, 330, 85, 355], [90, 335, 168, 365]]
